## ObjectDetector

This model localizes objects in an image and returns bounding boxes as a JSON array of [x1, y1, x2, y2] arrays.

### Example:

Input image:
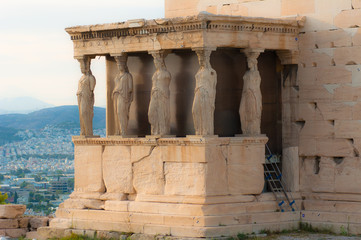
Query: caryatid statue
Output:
[[112, 54, 133, 136], [239, 49, 264, 135], [148, 50, 171, 135], [76, 56, 96, 136], [192, 48, 217, 135]]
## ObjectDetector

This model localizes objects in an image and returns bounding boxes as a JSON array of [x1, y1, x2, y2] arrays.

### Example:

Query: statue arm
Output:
[[128, 76, 134, 102]]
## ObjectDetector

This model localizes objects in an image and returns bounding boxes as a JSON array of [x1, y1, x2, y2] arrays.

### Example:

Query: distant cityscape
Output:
[[0, 124, 105, 216]]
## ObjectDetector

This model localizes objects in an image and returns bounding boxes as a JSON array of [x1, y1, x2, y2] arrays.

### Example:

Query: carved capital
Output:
[[192, 47, 217, 52], [242, 48, 264, 59], [276, 50, 299, 65], [149, 50, 171, 59], [110, 52, 127, 57]]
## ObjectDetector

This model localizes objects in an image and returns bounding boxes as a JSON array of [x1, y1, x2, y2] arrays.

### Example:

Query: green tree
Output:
[[14, 192, 18, 203], [20, 181, 29, 188], [67, 178, 74, 190], [0, 190, 8, 205], [34, 174, 43, 182]]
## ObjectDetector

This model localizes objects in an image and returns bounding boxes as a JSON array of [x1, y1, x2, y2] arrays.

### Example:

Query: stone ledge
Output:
[[72, 136, 268, 146], [44, 215, 300, 238]]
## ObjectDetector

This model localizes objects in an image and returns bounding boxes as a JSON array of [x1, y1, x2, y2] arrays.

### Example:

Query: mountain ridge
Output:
[[0, 105, 105, 130]]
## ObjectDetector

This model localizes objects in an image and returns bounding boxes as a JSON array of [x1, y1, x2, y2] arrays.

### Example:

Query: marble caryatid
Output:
[[76, 56, 96, 136], [239, 49, 263, 135], [148, 50, 171, 136], [192, 48, 217, 135], [112, 54, 133, 136]]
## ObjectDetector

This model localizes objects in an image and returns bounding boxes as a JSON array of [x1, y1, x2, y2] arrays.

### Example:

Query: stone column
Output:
[[112, 53, 134, 136], [239, 48, 264, 135], [148, 50, 171, 136], [192, 47, 217, 136], [76, 56, 96, 136], [277, 50, 300, 192]]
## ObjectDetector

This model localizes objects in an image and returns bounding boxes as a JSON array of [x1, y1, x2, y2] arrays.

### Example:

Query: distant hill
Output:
[[0, 97, 54, 114], [0, 105, 105, 130]]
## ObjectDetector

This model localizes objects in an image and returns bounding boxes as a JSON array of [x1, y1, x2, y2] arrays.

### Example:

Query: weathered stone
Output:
[[0, 204, 26, 219], [63, 198, 104, 210], [133, 147, 164, 195], [130, 233, 155, 240], [4, 228, 27, 238], [335, 120, 361, 138], [299, 120, 334, 138], [334, 46, 361, 65], [164, 162, 206, 196], [97, 230, 121, 239], [281, 0, 315, 15], [335, 9, 361, 28], [74, 145, 104, 194], [18, 217, 30, 228], [282, 147, 299, 192], [48, 218, 72, 228], [26, 231, 40, 240], [0, 219, 18, 228], [29, 217, 49, 230], [102, 145, 134, 195], [103, 200, 128, 212], [353, 0, 361, 9], [334, 157, 361, 194], [37, 227, 69, 240]]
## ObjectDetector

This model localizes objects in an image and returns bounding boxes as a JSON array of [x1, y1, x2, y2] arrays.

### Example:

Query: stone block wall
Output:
[[164, 0, 361, 232], [165, 0, 361, 195], [0, 204, 49, 238]]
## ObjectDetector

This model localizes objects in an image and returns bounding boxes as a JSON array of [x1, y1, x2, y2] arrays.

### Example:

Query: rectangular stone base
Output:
[[48, 196, 300, 238], [43, 135, 289, 238], [300, 192, 361, 235]]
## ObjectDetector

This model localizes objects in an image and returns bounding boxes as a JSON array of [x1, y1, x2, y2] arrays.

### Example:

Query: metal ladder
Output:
[[264, 144, 297, 212]]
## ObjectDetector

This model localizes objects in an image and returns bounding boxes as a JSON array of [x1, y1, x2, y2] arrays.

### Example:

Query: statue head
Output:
[[115, 55, 128, 73], [78, 57, 91, 75], [196, 49, 211, 69], [153, 53, 166, 70]]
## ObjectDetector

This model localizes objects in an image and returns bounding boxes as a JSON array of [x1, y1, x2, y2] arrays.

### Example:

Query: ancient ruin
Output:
[[39, 0, 361, 238]]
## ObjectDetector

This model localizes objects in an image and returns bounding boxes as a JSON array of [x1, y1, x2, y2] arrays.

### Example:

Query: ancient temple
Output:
[[39, 0, 361, 238]]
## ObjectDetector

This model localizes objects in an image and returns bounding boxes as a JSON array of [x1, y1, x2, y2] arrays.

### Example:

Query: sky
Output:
[[0, 0, 164, 107]]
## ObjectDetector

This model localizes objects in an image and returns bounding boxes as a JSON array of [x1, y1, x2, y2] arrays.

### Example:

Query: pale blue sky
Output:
[[0, 0, 164, 106]]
